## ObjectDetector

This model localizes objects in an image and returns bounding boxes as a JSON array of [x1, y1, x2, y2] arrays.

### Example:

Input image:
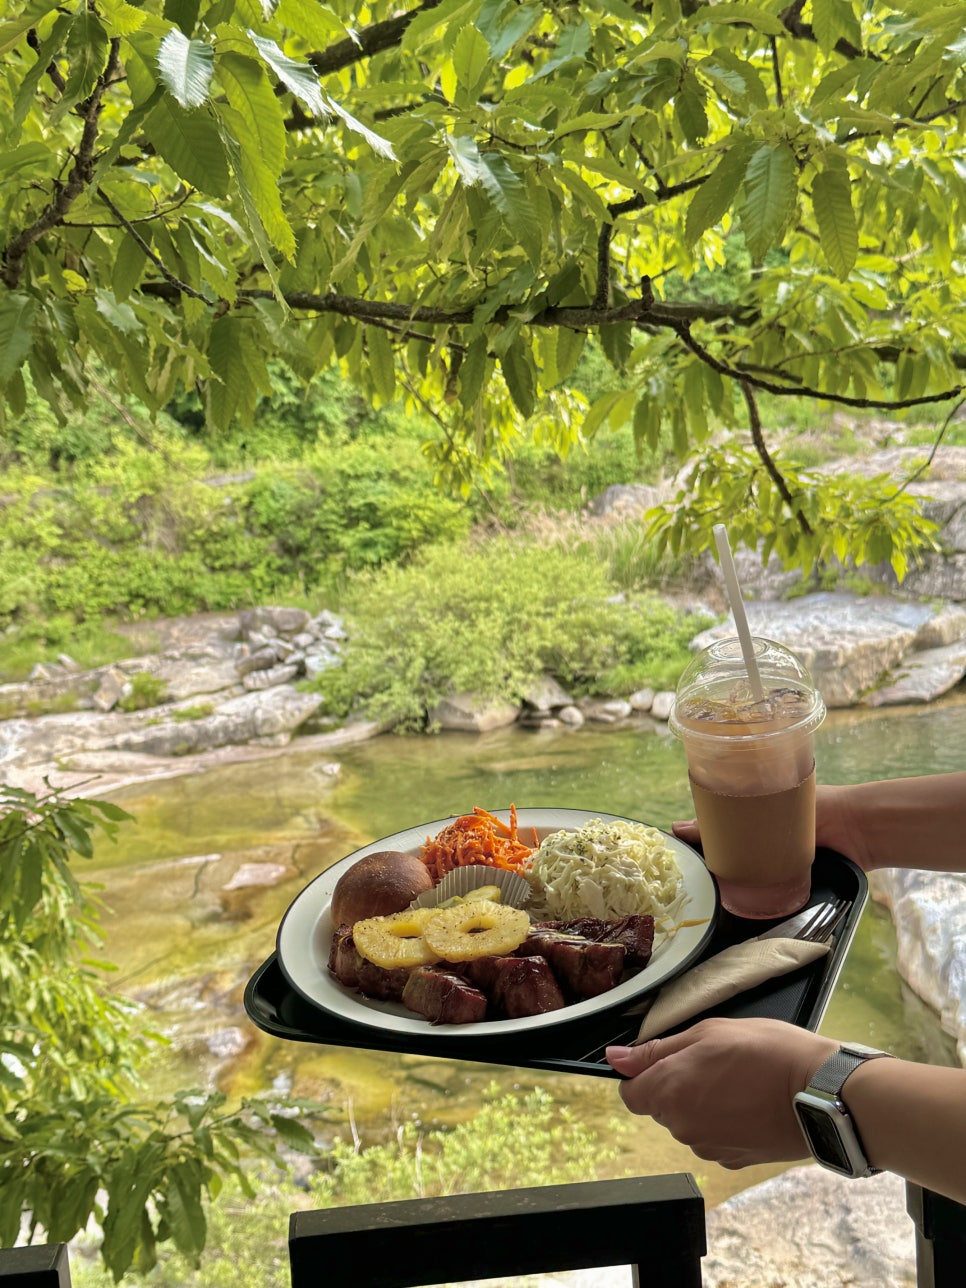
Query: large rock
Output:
[[873, 553, 966, 602], [586, 484, 664, 518], [690, 593, 939, 707], [485, 1169, 915, 1288], [239, 606, 311, 637], [870, 868, 966, 1066], [429, 694, 520, 732], [111, 688, 323, 756], [865, 640, 966, 706], [523, 674, 575, 712], [701, 1166, 915, 1287]]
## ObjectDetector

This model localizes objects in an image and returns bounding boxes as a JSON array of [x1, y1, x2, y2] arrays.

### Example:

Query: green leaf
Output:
[[500, 343, 535, 418], [699, 47, 768, 110], [143, 97, 229, 195], [218, 53, 286, 179], [216, 103, 296, 260], [205, 314, 268, 428], [0, 142, 54, 180], [0, 0, 61, 56], [633, 393, 662, 452], [11, 13, 72, 137], [0, 293, 38, 385], [275, 0, 348, 45], [554, 328, 585, 384], [245, 30, 326, 117], [62, 11, 110, 108], [738, 141, 797, 262], [458, 335, 489, 408], [112, 233, 149, 302], [474, 0, 539, 60], [163, 0, 200, 36], [365, 326, 396, 402], [99, 0, 147, 36], [688, 4, 786, 36], [451, 24, 491, 105], [157, 27, 214, 107], [812, 157, 857, 281], [323, 94, 396, 160], [554, 109, 629, 138], [685, 137, 754, 245], [89, 799, 134, 823], [811, 0, 861, 53], [94, 290, 143, 336], [675, 69, 708, 145], [165, 1164, 207, 1256], [269, 1113, 315, 1151]]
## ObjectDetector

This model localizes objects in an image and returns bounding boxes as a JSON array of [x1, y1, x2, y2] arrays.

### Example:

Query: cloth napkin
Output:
[[634, 937, 832, 1043]]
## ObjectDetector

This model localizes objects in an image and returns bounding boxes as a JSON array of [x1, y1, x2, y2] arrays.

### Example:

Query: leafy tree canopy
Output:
[[1, 0, 965, 573]]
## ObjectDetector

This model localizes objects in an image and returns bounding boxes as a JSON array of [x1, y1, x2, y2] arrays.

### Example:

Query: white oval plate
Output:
[[276, 807, 717, 1038]]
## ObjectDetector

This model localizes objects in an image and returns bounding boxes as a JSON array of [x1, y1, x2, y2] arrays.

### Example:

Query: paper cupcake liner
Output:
[[412, 865, 532, 910]]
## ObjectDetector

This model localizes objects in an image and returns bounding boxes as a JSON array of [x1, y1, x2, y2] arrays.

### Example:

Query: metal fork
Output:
[[768, 896, 850, 945]]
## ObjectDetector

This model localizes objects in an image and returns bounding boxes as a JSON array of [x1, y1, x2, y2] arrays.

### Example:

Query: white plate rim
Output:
[[275, 807, 718, 1038]]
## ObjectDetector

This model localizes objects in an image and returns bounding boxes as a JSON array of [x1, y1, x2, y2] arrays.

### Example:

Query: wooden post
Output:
[[289, 1174, 706, 1288], [0, 1245, 71, 1286]]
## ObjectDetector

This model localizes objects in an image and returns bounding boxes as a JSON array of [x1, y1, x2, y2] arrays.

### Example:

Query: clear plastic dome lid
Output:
[[669, 636, 825, 739]]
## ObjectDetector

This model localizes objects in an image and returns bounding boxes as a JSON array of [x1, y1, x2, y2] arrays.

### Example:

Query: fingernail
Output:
[[605, 1045, 633, 1060], [672, 819, 696, 830]]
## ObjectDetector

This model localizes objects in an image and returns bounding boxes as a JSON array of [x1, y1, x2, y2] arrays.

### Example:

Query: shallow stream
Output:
[[89, 695, 966, 1208]]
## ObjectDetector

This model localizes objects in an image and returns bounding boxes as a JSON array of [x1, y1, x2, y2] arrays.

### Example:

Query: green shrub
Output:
[[311, 1085, 627, 1207], [316, 538, 710, 728], [118, 672, 169, 712], [0, 616, 139, 682], [0, 426, 474, 630]]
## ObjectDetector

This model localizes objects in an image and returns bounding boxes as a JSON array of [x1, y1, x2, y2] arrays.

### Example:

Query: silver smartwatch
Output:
[[793, 1042, 894, 1178]]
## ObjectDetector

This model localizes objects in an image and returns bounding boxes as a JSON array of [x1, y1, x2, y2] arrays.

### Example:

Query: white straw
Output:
[[713, 523, 764, 701]]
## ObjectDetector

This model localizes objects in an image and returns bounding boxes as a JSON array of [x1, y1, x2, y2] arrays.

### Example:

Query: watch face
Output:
[[794, 1100, 861, 1177]]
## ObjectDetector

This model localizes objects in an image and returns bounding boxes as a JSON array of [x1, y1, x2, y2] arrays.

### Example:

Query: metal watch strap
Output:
[[808, 1046, 892, 1096]]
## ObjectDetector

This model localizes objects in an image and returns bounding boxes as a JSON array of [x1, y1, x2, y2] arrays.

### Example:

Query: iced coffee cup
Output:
[[669, 636, 826, 919]]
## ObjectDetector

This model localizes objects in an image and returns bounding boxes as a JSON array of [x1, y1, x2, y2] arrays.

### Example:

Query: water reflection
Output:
[[92, 694, 966, 1207]]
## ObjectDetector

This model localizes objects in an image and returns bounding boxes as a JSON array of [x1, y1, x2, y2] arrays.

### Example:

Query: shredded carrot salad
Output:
[[419, 805, 535, 883]]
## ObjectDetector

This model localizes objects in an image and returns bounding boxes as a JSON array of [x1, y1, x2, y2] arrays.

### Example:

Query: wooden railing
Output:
[[3, 1178, 965, 1287]]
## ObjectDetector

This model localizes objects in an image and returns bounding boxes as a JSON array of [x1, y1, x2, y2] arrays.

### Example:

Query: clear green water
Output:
[[91, 694, 966, 1206]]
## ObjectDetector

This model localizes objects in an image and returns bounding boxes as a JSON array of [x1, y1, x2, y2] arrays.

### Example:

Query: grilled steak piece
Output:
[[329, 911, 656, 1024], [328, 924, 410, 1002], [516, 927, 625, 998], [539, 914, 655, 969], [459, 954, 566, 1018], [402, 966, 488, 1025]]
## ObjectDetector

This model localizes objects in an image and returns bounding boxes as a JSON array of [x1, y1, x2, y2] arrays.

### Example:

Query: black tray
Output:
[[244, 848, 867, 1078]]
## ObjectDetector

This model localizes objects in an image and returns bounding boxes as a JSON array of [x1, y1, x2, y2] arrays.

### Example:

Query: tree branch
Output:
[[138, 280, 750, 332], [2, 39, 120, 290], [307, 0, 443, 77], [27, 27, 66, 93], [95, 188, 212, 303], [741, 379, 812, 536], [669, 318, 964, 412]]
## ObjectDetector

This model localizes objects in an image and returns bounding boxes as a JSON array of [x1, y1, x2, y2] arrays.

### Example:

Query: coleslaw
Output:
[[526, 818, 686, 931]]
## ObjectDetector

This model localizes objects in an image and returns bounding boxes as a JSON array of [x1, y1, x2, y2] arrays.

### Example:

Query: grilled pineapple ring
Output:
[[353, 907, 441, 969], [423, 902, 530, 962]]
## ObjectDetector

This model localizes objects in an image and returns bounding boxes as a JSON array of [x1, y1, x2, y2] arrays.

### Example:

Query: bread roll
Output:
[[330, 850, 435, 927]]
